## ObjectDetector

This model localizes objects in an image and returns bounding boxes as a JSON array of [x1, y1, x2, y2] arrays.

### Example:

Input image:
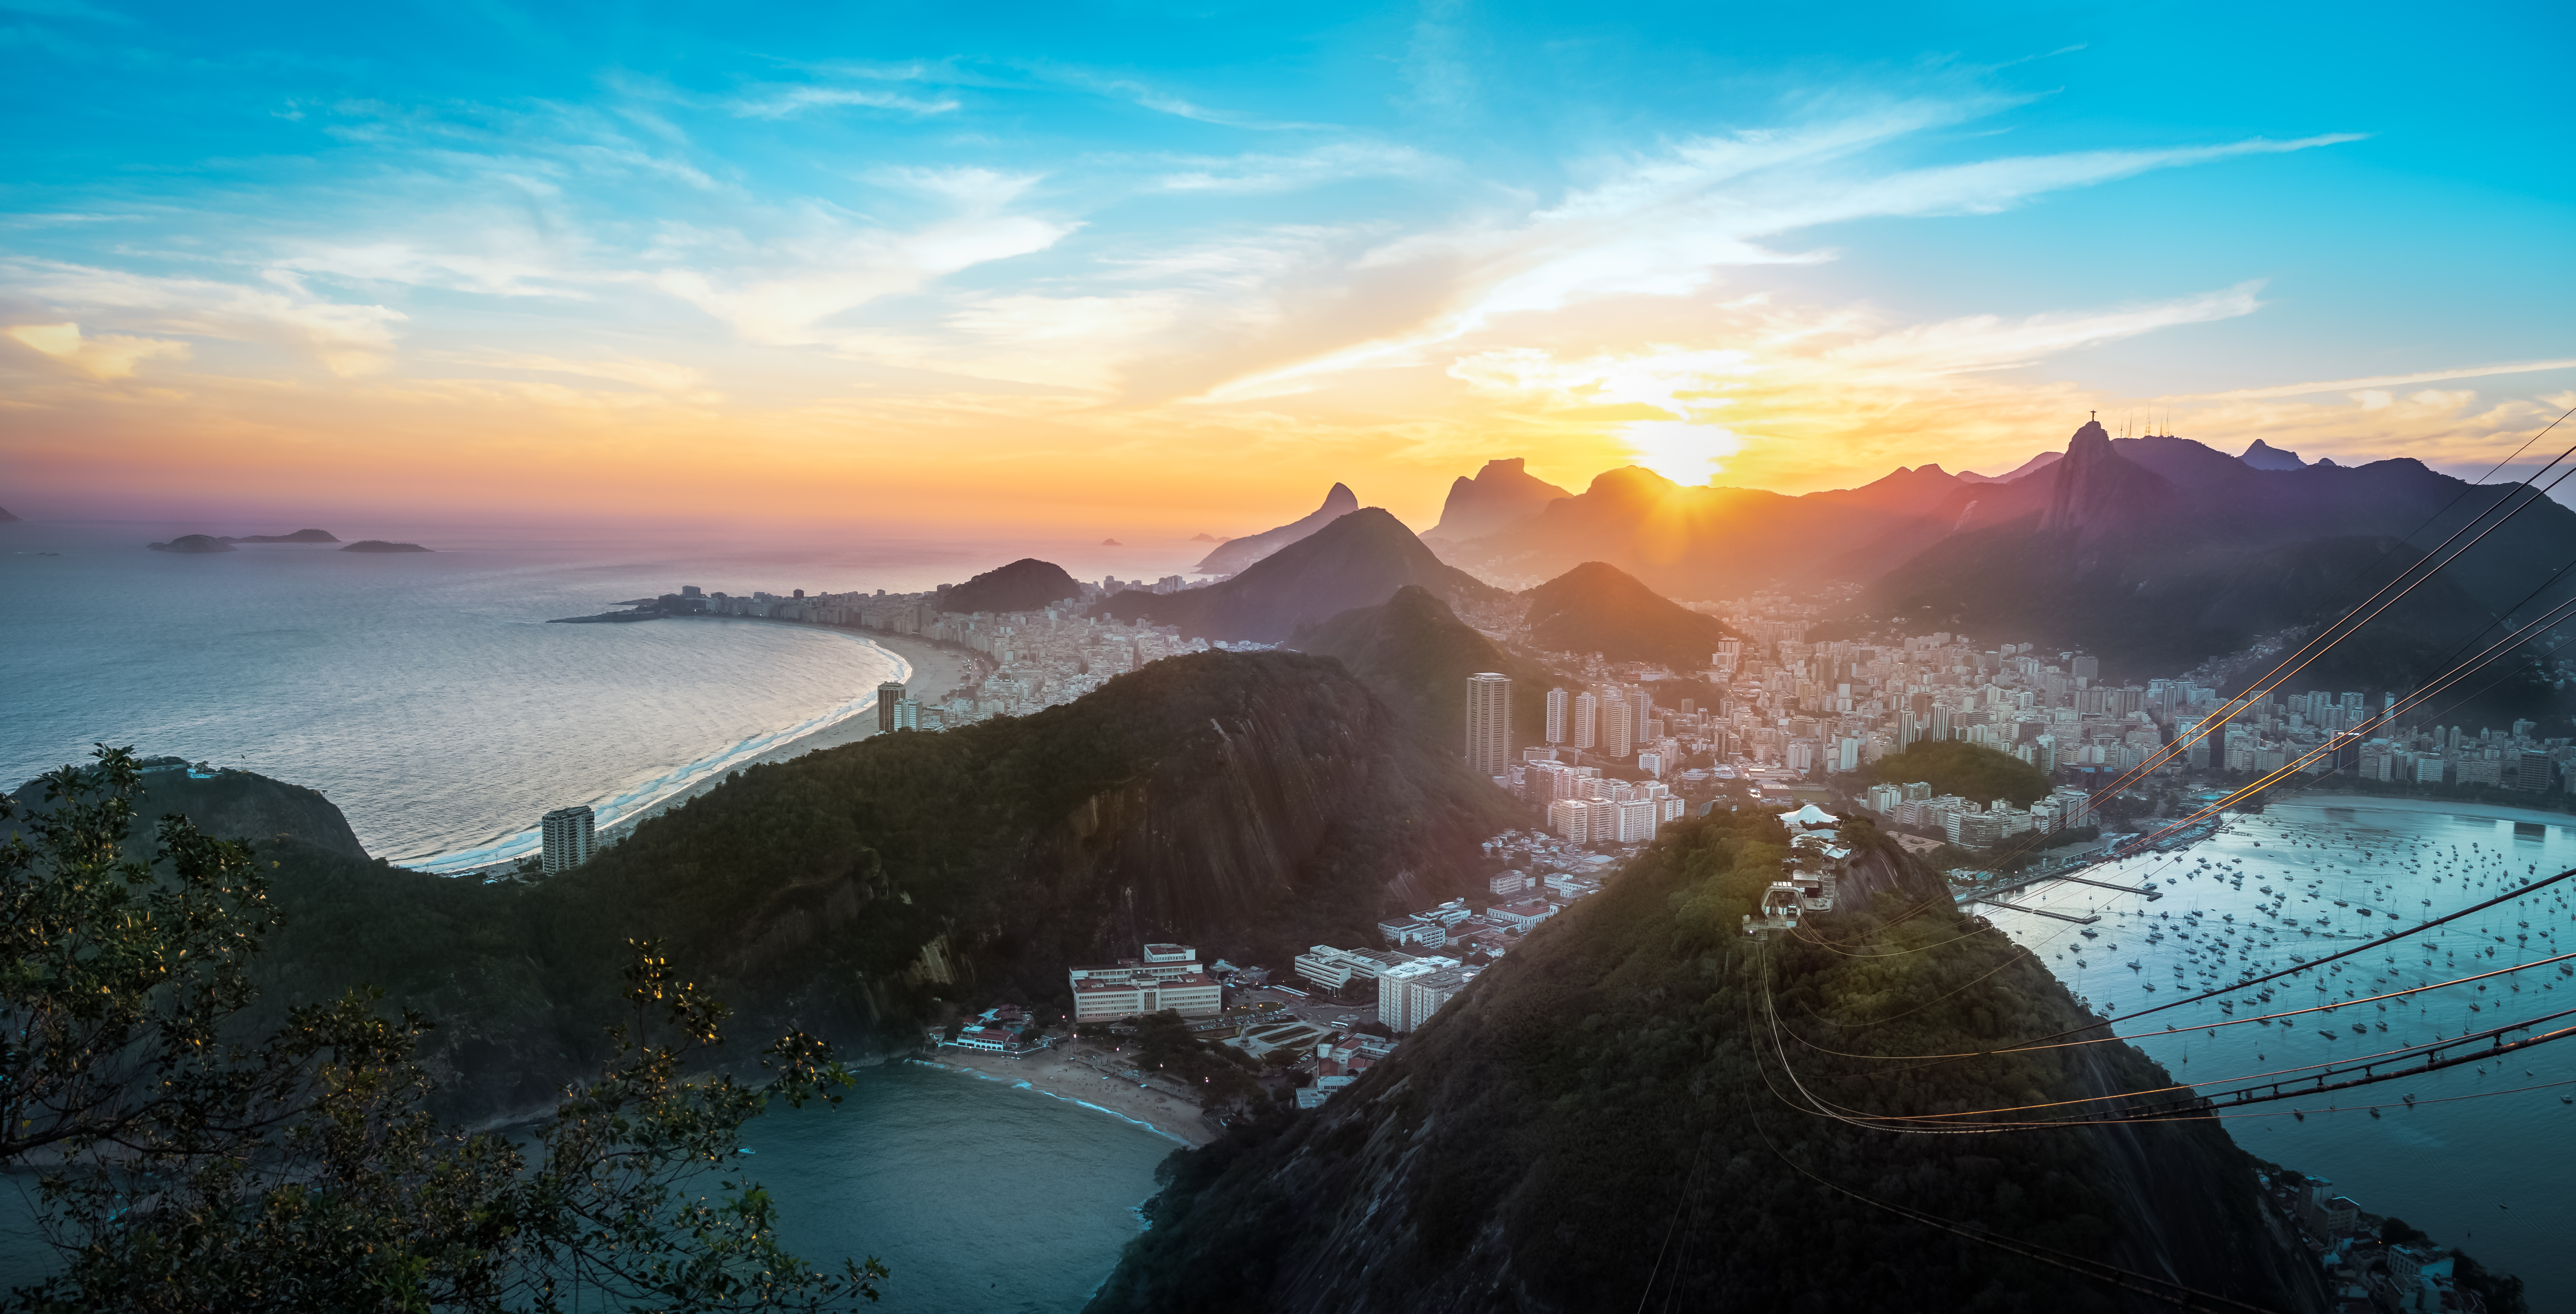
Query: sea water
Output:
[[1988, 799, 2576, 1307], [0, 522, 914, 868], [0, 1063, 1174, 1310]]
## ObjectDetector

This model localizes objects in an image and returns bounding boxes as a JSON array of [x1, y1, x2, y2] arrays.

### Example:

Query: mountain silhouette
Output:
[[1522, 561, 1732, 671], [1111, 507, 1501, 641], [1194, 483, 1359, 575], [1426, 458, 1572, 542], [935, 557, 1082, 614]]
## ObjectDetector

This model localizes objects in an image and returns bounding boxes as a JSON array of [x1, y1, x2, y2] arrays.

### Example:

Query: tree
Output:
[[2, 747, 885, 1310]]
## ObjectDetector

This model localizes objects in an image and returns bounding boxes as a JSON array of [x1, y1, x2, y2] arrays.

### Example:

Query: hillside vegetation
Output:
[[1297, 585, 1560, 754], [1862, 741, 2054, 807], [207, 652, 1517, 1119], [1089, 812, 2322, 1313]]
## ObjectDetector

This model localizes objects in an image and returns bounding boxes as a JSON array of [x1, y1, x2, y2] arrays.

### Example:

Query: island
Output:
[[340, 540, 432, 553], [145, 528, 344, 551]]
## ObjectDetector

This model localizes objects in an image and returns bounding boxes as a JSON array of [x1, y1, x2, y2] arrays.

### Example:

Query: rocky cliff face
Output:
[[1426, 459, 1572, 543], [1089, 815, 2327, 1314], [2041, 419, 2177, 538]]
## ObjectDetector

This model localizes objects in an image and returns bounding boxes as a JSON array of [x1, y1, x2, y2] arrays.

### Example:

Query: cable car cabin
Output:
[[1743, 880, 1807, 938]]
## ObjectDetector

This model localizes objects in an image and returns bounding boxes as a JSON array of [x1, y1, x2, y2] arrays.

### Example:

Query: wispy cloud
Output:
[[726, 83, 960, 119], [3, 260, 407, 374], [3, 321, 188, 377], [2168, 357, 2576, 401], [1155, 142, 1444, 193]]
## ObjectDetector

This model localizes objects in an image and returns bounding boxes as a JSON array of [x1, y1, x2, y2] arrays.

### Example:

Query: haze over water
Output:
[[0, 520, 1195, 866], [1989, 799, 2576, 1307]]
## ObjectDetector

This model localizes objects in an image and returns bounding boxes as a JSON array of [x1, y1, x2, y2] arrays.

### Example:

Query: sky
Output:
[[3, 0, 2571, 537]]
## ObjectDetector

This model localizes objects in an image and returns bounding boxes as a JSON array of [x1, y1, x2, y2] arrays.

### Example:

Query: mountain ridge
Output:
[[1195, 484, 1359, 575], [1109, 508, 1504, 642]]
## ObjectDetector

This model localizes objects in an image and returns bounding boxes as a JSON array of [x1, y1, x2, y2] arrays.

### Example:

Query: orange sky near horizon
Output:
[[9, 310, 2572, 540]]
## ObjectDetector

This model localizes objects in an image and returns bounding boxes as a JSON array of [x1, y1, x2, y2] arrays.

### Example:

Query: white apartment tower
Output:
[[1599, 689, 1634, 758], [540, 804, 596, 874], [1544, 687, 1570, 745], [1466, 673, 1512, 778], [1573, 692, 1599, 749]]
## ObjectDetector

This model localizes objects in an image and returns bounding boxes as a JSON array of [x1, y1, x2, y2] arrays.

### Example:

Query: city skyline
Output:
[[5, 2, 2569, 532]]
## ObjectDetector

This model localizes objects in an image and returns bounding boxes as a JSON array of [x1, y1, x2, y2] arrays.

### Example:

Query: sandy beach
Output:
[[599, 627, 985, 842], [913, 1042, 1220, 1148]]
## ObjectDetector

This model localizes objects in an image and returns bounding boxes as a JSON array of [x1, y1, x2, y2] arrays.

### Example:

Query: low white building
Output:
[[1068, 943, 1223, 1022]]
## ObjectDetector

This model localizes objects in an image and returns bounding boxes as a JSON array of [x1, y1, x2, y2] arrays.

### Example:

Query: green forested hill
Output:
[[1297, 585, 1561, 754], [1863, 741, 2054, 807], [221, 651, 1519, 1119], [1519, 560, 1729, 670], [1087, 812, 2323, 1314]]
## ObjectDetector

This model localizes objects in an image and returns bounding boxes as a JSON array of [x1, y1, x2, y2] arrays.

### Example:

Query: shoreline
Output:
[[909, 1044, 1217, 1148], [590, 627, 982, 844], [407, 625, 983, 872]]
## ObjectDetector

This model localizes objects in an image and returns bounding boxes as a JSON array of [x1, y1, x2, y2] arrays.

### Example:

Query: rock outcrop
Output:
[[1426, 459, 1572, 543]]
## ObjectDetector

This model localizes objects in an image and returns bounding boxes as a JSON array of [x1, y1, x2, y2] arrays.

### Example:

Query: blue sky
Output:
[[3, 0, 2570, 526]]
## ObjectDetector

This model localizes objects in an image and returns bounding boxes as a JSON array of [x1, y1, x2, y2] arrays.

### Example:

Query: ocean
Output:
[[0, 520, 1194, 869], [0, 1063, 1175, 1307], [1989, 798, 2576, 1307], [1, 517, 1201, 1308]]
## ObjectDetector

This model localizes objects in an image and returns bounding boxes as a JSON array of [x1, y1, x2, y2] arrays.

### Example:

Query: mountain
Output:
[[0, 506, 20, 522], [1856, 420, 2576, 701], [1434, 466, 1956, 597], [9, 760, 367, 861], [148, 534, 235, 553], [2240, 439, 2307, 471], [232, 528, 340, 543], [1425, 458, 1572, 543], [341, 540, 431, 552], [1195, 484, 1359, 575], [1800, 463, 1976, 517], [198, 651, 1516, 1119], [1521, 561, 1731, 670], [1297, 585, 1559, 754], [1088, 815, 2325, 1314], [937, 557, 1082, 614], [1107, 509, 1505, 642], [1959, 450, 2063, 482]]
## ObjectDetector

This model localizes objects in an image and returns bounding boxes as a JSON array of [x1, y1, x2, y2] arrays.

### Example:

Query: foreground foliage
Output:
[[1, 748, 883, 1311]]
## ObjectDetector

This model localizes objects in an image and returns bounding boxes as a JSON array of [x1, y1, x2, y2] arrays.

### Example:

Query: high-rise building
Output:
[[1573, 692, 1599, 749], [540, 805, 596, 874], [1631, 688, 1652, 749], [1547, 797, 1594, 843], [1466, 673, 1512, 778], [877, 681, 908, 733], [1599, 690, 1633, 758], [1545, 687, 1570, 745], [1377, 957, 1466, 1032]]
